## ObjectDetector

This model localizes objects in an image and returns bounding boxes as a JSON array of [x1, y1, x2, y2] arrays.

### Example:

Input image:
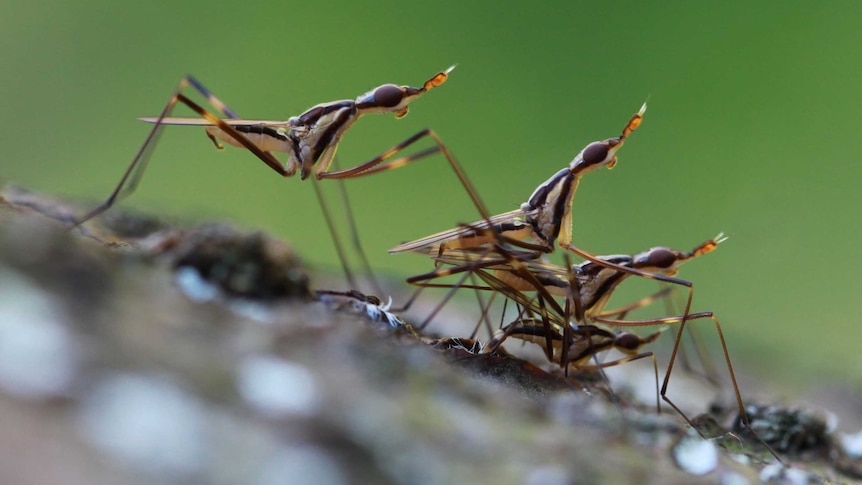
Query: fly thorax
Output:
[[525, 207, 555, 246], [287, 116, 310, 137], [579, 260, 631, 310], [522, 167, 572, 245]]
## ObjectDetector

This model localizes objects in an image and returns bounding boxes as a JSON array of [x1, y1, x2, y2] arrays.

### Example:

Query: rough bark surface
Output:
[[0, 186, 857, 484]]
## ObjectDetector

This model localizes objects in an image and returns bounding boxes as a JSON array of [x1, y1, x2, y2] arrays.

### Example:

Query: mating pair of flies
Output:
[[70, 67, 779, 460]]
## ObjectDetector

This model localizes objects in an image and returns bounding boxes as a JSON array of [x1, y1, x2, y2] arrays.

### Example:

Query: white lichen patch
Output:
[[672, 433, 718, 476], [174, 266, 220, 302], [838, 429, 862, 459], [257, 445, 346, 485], [758, 463, 812, 485], [75, 373, 210, 478], [237, 355, 320, 418], [0, 267, 80, 399]]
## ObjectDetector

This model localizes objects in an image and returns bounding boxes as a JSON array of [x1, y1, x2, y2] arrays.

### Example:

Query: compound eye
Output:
[[645, 248, 677, 269], [373, 84, 404, 108], [615, 333, 641, 352], [582, 142, 609, 165]]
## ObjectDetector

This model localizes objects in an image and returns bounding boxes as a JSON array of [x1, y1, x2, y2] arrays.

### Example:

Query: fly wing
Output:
[[478, 270, 567, 329], [138, 117, 291, 126], [430, 246, 535, 267], [389, 209, 527, 254], [427, 247, 568, 328], [431, 247, 575, 284]]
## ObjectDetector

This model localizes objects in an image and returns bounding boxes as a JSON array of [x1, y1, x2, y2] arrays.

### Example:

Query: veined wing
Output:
[[430, 246, 539, 267], [432, 248, 578, 285], [426, 247, 569, 327], [389, 208, 529, 254], [138, 117, 291, 126], [474, 267, 567, 329]]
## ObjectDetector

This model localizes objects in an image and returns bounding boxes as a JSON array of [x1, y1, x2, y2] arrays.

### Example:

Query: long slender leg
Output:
[[561, 240, 730, 390], [596, 285, 720, 384], [323, 127, 509, 318], [575, 351, 661, 413], [574, 324, 619, 404], [596, 287, 674, 320], [407, 248, 566, 332], [407, 244, 566, 365], [448, 266, 563, 363], [332, 164, 385, 295], [74, 76, 390, 295], [562, 243, 697, 294], [661, 285, 720, 386], [594, 311, 782, 461], [561, 252, 583, 371], [467, 272, 497, 339], [73, 76, 386, 299], [559, 255, 624, 405], [319, 129, 495, 230], [316, 130, 442, 180], [310, 175, 358, 289], [559, 242, 731, 405], [483, 296, 548, 357], [408, 247, 504, 332], [362, 129, 570, 341], [559, 244, 741, 424], [74, 76, 463, 297], [486, 315, 658, 412], [414, 263, 479, 331], [556, 243, 784, 456], [597, 287, 716, 388], [73, 77, 289, 227], [372, 131, 567, 351], [627, 283, 719, 386], [185, 76, 240, 119], [170, 93, 381, 294], [595, 314, 734, 418]]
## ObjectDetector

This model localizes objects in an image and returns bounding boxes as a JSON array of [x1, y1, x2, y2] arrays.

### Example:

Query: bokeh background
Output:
[[2, 1, 860, 397]]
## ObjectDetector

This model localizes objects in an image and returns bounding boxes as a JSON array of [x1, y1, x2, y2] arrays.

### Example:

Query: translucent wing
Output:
[[389, 208, 528, 254], [423, 248, 569, 328], [138, 117, 291, 126]]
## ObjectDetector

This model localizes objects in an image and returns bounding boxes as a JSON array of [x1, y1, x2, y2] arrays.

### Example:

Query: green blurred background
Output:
[[2, 1, 861, 394]]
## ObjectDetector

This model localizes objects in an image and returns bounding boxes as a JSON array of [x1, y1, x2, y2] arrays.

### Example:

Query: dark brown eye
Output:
[[615, 333, 641, 351], [373, 85, 404, 108], [644, 248, 677, 269], [582, 142, 609, 165]]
